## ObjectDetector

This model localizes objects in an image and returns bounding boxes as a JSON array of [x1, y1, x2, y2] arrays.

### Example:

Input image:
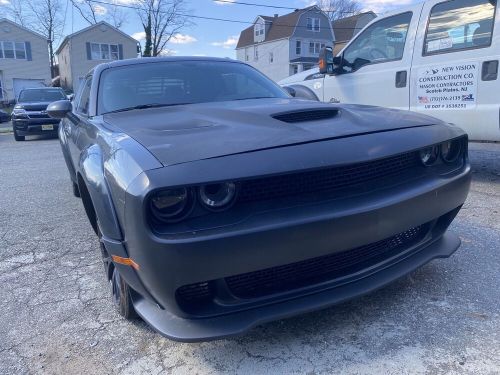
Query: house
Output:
[[0, 18, 52, 103], [332, 12, 376, 55], [236, 6, 335, 81], [56, 22, 138, 93]]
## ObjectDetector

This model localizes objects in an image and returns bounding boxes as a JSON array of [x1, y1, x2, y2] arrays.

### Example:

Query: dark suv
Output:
[[12, 87, 66, 141]]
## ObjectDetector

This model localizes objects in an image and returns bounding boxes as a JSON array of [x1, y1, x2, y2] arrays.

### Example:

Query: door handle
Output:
[[395, 71, 407, 88], [482, 60, 498, 81]]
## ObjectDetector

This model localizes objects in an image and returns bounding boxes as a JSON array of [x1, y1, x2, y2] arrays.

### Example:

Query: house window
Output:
[[245, 47, 249, 61], [254, 46, 258, 61], [307, 18, 320, 32], [296, 40, 301, 55], [293, 65, 299, 74], [309, 42, 325, 54], [90, 43, 119, 60], [269, 52, 274, 63], [15, 42, 26, 59], [254, 22, 265, 37]]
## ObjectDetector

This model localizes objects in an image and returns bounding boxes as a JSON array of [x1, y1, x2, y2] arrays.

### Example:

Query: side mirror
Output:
[[319, 47, 343, 74], [47, 100, 72, 119], [283, 86, 296, 97]]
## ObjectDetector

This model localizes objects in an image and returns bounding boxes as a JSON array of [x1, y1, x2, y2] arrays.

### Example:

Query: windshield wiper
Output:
[[232, 97, 275, 101], [102, 103, 192, 115]]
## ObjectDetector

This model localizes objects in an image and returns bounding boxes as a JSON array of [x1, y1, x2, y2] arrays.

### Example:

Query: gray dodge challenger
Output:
[[48, 57, 471, 342]]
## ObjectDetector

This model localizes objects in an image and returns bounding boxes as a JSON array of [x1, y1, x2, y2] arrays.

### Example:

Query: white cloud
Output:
[[93, 4, 107, 15], [131, 31, 146, 41], [170, 33, 197, 44], [160, 49, 178, 56], [211, 35, 239, 49], [214, 0, 235, 5], [0, 0, 11, 5]]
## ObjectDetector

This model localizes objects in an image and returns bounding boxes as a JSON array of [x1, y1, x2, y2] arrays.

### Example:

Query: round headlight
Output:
[[441, 140, 462, 163], [199, 182, 237, 211], [419, 146, 439, 166], [150, 188, 194, 222]]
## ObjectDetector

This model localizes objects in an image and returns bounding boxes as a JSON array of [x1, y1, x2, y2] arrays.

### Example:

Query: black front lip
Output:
[[131, 231, 461, 342]]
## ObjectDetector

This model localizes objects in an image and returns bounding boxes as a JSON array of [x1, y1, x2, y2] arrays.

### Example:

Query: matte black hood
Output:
[[103, 99, 438, 166]]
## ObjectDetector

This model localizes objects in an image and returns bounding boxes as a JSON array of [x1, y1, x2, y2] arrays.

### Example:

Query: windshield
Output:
[[18, 89, 66, 103], [98, 60, 289, 115]]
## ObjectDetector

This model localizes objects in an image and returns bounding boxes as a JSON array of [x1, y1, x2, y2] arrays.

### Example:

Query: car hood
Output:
[[103, 98, 439, 166], [17, 102, 52, 111]]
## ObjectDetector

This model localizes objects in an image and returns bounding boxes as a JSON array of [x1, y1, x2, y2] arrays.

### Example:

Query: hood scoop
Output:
[[272, 109, 339, 124]]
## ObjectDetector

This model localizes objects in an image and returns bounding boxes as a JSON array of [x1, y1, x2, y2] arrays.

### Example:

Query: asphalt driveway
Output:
[[0, 134, 499, 374]]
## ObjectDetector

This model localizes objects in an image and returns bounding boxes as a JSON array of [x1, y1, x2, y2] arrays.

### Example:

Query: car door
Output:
[[64, 75, 92, 169], [322, 4, 423, 110], [410, 0, 499, 141]]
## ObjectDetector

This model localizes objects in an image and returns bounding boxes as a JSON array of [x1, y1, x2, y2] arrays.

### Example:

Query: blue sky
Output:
[[3, 0, 419, 58]]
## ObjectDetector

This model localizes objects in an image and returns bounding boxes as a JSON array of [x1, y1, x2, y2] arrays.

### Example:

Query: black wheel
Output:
[[72, 182, 81, 197], [111, 267, 138, 320], [13, 129, 25, 141]]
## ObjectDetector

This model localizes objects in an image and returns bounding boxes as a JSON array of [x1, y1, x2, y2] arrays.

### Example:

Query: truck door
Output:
[[323, 4, 423, 110], [410, 0, 499, 141]]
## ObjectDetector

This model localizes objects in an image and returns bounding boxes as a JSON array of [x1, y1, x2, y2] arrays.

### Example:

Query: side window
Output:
[[77, 77, 92, 115], [424, 0, 496, 55], [342, 12, 413, 71]]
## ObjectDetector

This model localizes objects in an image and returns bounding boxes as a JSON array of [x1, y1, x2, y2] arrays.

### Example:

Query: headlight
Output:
[[199, 182, 237, 211], [419, 146, 439, 166], [12, 107, 26, 115], [150, 188, 194, 222], [441, 139, 462, 163]]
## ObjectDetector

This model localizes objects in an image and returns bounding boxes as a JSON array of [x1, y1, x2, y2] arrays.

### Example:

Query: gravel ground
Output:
[[0, 134, 499, 375]]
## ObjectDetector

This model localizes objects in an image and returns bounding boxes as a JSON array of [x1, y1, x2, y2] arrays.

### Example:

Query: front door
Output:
[[323, 4, 423, 110], [410, 0, 499, 141]]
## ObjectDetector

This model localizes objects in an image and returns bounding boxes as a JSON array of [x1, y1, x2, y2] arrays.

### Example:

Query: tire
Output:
[[72, 182, 81, 198], [111, 267, 138, 320], [97, 224, 138, 320], [13, 129, 25, 142]]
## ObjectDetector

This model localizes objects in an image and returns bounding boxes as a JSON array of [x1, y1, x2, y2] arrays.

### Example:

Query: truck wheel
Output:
[[72, 182, 81, 198], [13, 129, 25, 142], [111, 267, 138, 320]]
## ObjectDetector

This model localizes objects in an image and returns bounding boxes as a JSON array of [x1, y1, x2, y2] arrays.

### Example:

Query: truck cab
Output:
[[280, 0, 500, 141]]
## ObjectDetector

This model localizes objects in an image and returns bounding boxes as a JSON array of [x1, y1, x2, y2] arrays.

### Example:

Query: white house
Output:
[[56, 22, 139, 93], [236, 6, 335, 82], [0, 18, 52, 103]]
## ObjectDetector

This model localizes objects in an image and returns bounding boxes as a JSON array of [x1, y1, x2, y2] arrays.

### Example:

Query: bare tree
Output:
[[70, 0, 127, 28], [136, 0, 191, 57], [4, 0, 30, 27], [316, 0, 362, 21]]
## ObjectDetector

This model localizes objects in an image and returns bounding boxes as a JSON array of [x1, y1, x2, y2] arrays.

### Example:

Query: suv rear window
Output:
[[424, 0, 496, 55]]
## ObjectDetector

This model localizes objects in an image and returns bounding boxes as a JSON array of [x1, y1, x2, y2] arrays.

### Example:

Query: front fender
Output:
[[79, 144, 122, 240]]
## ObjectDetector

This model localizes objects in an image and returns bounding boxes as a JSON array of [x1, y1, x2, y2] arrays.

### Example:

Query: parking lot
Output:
[[0, 133, 499, 374]]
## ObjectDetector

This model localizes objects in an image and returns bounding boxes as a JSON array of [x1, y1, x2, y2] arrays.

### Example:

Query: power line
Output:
[[213, 0, 359, 15], [88, 0, 363, 30]]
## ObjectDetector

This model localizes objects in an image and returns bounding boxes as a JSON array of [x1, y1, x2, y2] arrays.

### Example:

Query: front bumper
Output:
[[12, 118, 60, 136], [103, 125, 471, 341]]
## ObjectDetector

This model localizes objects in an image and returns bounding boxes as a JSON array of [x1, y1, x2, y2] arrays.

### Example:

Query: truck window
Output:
[[424, 0, 496, 55], [342, 12, 412, 72]]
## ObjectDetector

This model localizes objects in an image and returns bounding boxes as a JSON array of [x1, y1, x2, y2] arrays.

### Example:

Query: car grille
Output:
[[176, 223, 428, 307], [238, 151, 420, 204], [27, 113, 50, 119]]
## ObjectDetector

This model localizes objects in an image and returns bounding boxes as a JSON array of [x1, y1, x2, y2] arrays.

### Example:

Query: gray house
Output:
[[236, 6, 335, 82], [0, 18, 52, 103], [56, 22, 138, 93]]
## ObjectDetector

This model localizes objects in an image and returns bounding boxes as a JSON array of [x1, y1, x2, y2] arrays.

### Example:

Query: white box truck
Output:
[[280, 0, 499, 141]]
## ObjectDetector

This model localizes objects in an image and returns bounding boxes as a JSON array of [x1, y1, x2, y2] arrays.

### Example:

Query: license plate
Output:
[[41, 124, 54, 131]]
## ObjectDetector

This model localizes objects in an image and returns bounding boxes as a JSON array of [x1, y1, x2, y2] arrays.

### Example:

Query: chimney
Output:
[[274, 14, 278, 18]]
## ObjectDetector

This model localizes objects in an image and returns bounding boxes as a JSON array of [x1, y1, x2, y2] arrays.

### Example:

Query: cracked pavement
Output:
[[0, 134, 499, 375]]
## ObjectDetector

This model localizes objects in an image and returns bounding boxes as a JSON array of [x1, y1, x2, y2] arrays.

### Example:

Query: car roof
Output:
[[101, 56, 243, 70]]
